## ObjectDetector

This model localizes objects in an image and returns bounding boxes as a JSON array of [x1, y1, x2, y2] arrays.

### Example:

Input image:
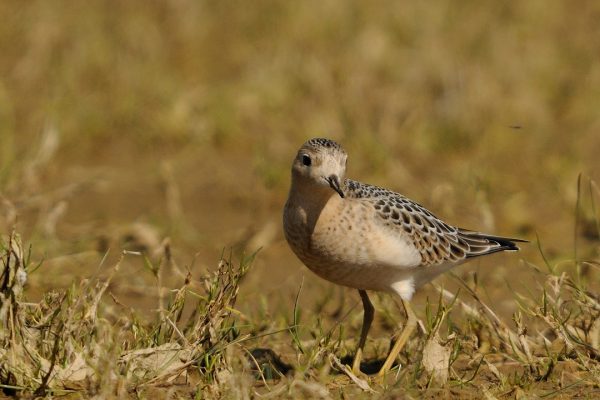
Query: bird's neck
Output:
[[286, 177, 335, 232], [288, 176, 334, 206]]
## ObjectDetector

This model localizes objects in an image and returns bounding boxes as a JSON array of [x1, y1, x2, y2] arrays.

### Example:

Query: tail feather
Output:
[[458, 229, 528, 258]]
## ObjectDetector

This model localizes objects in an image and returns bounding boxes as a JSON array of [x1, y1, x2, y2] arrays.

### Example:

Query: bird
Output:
[[282, 137, 526, 377]]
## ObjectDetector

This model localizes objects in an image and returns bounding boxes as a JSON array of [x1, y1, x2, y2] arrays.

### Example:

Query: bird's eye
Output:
[[302, 154, 312, 166]]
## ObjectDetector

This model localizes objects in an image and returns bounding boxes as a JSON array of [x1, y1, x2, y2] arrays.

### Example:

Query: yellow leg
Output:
[[377, 299, 417, 377], [351, 289, 374, 375]]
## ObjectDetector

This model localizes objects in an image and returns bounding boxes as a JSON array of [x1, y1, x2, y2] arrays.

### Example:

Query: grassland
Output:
[[1, 0, 599, 398]]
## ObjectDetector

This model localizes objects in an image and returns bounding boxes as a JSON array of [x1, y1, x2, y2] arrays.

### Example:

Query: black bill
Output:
[[327, 175, 345, 198]]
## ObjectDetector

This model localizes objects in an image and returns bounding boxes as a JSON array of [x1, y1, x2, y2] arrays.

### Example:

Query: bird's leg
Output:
[[377, 298, 417, 377], [351, 289, 374, 375]]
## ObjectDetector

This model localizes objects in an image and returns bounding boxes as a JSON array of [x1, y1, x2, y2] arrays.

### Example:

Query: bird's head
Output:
[[291, 138, 347, 198]]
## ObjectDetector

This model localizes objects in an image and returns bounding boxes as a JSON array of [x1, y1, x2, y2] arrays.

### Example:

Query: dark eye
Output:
[[302, 154, 311, 166]]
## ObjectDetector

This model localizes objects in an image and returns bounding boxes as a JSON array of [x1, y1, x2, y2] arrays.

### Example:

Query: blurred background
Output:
[[1, 0, 599, 319]]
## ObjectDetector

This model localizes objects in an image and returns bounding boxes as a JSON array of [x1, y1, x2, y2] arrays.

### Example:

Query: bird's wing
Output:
[[345, 180, 525, 267]]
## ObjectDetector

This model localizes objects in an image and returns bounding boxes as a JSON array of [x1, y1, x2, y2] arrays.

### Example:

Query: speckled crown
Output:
[[304, 137, 344, 151]]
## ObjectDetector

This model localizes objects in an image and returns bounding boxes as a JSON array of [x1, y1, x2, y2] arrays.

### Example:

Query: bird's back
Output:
[[344, 179, 524, 265]]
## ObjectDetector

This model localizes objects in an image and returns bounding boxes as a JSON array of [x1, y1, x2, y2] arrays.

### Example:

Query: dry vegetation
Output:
[[1, 0, 600, 398]]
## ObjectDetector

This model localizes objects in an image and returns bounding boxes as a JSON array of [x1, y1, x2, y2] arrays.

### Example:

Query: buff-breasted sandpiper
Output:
[[283, 137, 526, 377]]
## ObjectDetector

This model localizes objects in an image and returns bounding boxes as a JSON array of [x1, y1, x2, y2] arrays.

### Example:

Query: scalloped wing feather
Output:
[[345, 180, 525, 267]]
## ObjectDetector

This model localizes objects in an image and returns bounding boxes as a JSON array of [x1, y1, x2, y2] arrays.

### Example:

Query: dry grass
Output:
[[1, 0, 600, 398], [2, 173, 600, 398], [0, 233, 256, 398]]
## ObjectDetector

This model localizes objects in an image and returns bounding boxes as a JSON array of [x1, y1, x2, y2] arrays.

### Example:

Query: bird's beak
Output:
[[327, 175, 345, 198]]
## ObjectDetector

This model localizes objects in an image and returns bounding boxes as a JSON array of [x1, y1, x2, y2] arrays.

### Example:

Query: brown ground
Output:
[[1, 1, 599, 398]]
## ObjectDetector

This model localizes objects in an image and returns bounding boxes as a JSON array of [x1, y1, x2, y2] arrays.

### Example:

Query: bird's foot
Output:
[[351, 349, 366, 377], [351, 364, 367, 378], [373, 364, 402, 385]]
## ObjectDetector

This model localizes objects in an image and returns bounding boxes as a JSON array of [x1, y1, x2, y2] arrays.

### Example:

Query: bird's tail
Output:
[[457, 229, 528, 258]]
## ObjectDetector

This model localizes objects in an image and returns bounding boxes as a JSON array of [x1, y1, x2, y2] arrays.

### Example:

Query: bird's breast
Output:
[[284, 196, 408, 291]]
